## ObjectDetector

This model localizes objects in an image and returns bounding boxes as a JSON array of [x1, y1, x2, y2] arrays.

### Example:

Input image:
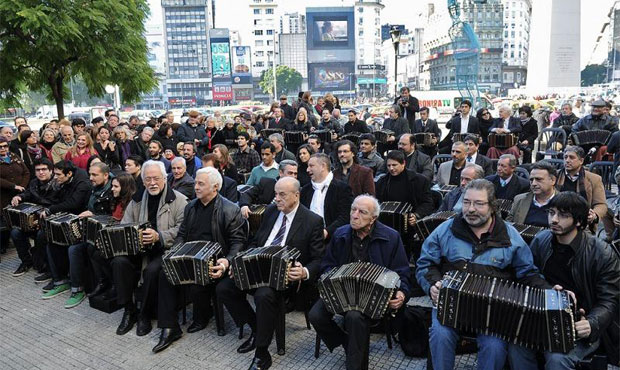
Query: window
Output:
[[255, 30, 263, 36], [266, 8, 274, 14], [256, 61, 264, 67], [253, 9, 260, 14], [266, 29, 273, 35], [255, 40, 263, 46]]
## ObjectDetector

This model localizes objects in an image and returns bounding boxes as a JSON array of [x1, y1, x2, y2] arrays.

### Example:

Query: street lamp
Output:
[[389, 26, 401, 98]]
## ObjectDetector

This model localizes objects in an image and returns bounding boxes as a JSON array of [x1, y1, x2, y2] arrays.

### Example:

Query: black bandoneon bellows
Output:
[[3, 203, 44, 232], [284, 131, 305, 145], [379, 202, 413, 235], [340, 133, 361, 145], [248, 204, 267, 235], [313, 129, 334, 143], [570, 130, 611, 146], [374, 129, 395, 144], [260, 128, 284, 140], [231, 246, 301, 291], [437, 270, 575, 353], [318, 262, 401, 320], [414, 133, 435, 146], [42, 213, 82, 246], [83, 215, 118, 245], [95, 222, 150, 259], [497, 199, 513, 220], [437, 184, 458, 196], [415, 211, 457, 240], [509, 222, 546, 244], [162, 241, 223, 286], [488, 133, 518, 149]]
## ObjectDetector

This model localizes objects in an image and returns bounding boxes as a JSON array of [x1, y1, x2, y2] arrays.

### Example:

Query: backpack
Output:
[[398, 305, 432, 357]]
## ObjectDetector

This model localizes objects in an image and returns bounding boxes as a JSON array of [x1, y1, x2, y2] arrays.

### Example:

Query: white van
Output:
[[411, 90, 497, 123]]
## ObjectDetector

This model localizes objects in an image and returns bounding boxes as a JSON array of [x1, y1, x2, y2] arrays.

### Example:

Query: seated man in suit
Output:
[[438, 100, 480, 154], [413, 107, 442, 157], [239, 159, 298, 218], [269, 108, 290, 130], [463, 134, 494, 176], [333, 140, 375, 197], [397, 133, 433, 182], [268, 133, 296, 163], [438, 163, 485, 213], [517, 106, 538, 164], [508, 161, 558, 227], [153, 167, 246, 353], [167, 157, 195, 199], [487, 105, 522, 159], [301, 153, 354, 240], [309, 195, 411, 370], [436, 141, 467, 187], [200, 153, 239, 202], [217, 177, 325, 370], [376, 150, 435, 224], [485, 154, 529, 200]]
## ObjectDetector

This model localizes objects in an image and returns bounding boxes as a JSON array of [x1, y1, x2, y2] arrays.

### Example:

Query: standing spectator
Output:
[[573, 97, 587, 118], [147, 140, 171, 173], [232, 132, 261, 176], [0, 136, 30, 210], [16, 130, 42, 178], [94, 126, 121, 171], [323, 93, 336, 113], [204, 117, 223, 151], [176, 110, 209, 155], [167, 157, 195, 199], [279, 95, 295, 120], [315, 96, 325, 115], [155, 124, 179, 156], [71, 118, 87, 136], [181, 142, 202, 178], [39, 128, 57, 161], [130, 126, 153, 160], [220, 119, 238, 147], [343, 110, 370, 134], [52, 126, 75, 163], [394, 86, 420, 132], [125, 155, 145, 200], [114, 125, 134, 166], [269, 108, 290, 130], [65, 133, 98, 170]]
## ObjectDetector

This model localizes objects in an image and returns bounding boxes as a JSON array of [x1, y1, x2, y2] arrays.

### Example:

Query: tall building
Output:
[[608, 1, 620, 83], [249, 0, 279, 78], [423, 0, 504, 94], [141, 23, 167, 108], [280, 12, 306, 34], [526, 0, 580, 89], [501, 0, 532, 92], [161, 0, 214, 107], [355, 0, 386, 98], [279, 33, 308, 87]]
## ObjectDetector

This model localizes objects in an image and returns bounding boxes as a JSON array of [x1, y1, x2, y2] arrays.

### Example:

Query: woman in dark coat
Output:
[[476, 107, 494, 155], [155, 123, 179, 155], [93, 126, 121, 170]]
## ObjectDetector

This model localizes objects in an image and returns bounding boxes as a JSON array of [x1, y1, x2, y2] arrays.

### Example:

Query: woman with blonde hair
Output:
[[291, 107, 313, 133], [113, 125, 133, 165], [64, 133, 97, 169], [212, 143, 238, 180]]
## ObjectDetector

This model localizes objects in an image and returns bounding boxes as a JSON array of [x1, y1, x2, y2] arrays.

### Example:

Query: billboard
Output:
[[306, 8, 354, 50], [231, 46, 252, 85], [213, 84, 233, 101], [211, 42, 231, 79], [309, 63, 354, 91]]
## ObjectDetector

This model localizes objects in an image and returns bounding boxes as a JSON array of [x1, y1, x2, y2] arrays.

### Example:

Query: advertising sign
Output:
[[212, 84, 233, 101], [211, 42, 231, 79], [309, 63, 354, 91], [231, 46, 252, 85]]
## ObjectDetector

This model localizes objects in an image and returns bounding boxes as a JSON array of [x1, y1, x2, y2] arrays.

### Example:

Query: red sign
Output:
[[213, 85, 233, 101]]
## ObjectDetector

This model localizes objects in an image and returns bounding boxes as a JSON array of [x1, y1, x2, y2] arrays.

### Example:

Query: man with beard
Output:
[[111, 161, 187, 337], [436, 141, 468, 186], [147, 140, 171, 173], [508, 192, 620, 369], [318, 109, 343, 142], [343, 110, 370, 134], [416, 179, 550, 370], [398, 133, 433, 181], [332, 140, 375, 197], [167, 157, 195, 199], [438, 163, 485, 213], [181, 142, 202, 178], [508, 161, 558, 227], [51, 126, 75, 163]]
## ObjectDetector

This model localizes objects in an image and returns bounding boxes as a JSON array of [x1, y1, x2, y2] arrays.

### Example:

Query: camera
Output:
[[399, 96, 409, 105]]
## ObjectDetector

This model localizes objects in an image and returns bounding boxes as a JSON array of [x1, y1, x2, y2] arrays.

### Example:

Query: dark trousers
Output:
[[10, 229, 47, 270], [111, 255, 161, 316], [157, 270, 215, 329], [67, 242, 89, 290], [216, 276, 280, 348], [47, 243, 69, 284], [309, 298, 372, 370]]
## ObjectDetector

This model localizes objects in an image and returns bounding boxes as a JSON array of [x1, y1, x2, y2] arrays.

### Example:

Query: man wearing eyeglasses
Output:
[[416, 179, 550, 370]]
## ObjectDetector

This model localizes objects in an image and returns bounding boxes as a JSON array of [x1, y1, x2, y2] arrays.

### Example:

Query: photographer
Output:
[[393, 86, 420, 132]]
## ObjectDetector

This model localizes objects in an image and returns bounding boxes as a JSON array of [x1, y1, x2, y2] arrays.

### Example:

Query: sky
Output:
[[147, 0, 616, 69]]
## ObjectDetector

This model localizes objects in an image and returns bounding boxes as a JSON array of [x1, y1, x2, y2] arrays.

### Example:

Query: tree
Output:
[[0, 0, 157, 118], [580, 64, 607, 87], [259, 65, 303, 97]]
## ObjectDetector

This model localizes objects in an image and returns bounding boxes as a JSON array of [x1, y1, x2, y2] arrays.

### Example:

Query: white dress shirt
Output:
[[264, 204, 299, 247], [460, 114, 470, 134], [466, 152, 478, 163], [309, 172, 333, 218]]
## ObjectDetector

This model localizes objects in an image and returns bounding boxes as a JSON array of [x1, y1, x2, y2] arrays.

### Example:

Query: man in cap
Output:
[[176, 110, 209, 155], [572, 99, 618, 133]]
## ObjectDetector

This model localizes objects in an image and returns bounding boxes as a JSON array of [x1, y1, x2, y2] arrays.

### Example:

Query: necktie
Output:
[[500, 179, 506, 187], [467, 156, 472, 163], [271, 215, 288, 246]]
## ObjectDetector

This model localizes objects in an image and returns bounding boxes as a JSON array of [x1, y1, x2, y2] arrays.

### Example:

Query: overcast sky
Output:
[[147, 0, 615, 69]]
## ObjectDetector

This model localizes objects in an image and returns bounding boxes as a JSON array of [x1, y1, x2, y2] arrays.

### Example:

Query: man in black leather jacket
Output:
[[153, 167, 247, 353], [508, 191, 620, 368]]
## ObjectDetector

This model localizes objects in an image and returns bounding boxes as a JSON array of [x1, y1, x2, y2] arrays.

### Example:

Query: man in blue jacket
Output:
[[416, 179, 549, 370], [309, 194, 411, 370]]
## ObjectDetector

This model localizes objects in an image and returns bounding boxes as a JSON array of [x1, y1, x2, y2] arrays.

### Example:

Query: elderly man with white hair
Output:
[[111, 160, 187, 338], [167, 157, 195, 199], [309, 194, 411, 370], [487, 104, 522, 159], [153, 166, 247, 353]]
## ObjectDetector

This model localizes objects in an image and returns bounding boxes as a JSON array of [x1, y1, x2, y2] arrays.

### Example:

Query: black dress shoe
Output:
[[237, 333, 256, 353], [87, 282, 108, 298], [136, 316, 152, 336], [116, 309, 137, 335], [187, 321, 207, 333], [101, 286, 117, 300], [248, 355, 272, 370], [152, 328, 183, 353]]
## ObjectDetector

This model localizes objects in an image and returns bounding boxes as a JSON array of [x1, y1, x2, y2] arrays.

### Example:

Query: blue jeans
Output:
[[508, 339, 600, 370], [429, 309, 508, 370], [10, 229, 47, 269], [68, 242, 89, 292]]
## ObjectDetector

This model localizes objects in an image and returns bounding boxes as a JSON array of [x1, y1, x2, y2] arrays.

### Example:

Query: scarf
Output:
[[27, 145, 42, 159], [0, 155, 10, 164], [41, 141, 56, 150]]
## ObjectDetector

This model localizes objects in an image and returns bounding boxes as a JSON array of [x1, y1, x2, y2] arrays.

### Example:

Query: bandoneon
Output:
[[96, 222, 150, 259], [83, 215, 118, 245], [379, 202, 413, 235], [414, 133, 435, 147], [318, 262, 401, 320], [451, 133, 468, 143], [162, 241, 223, 286], [284, 131, 305, 145], [3, 203, 45, 232], [260, 128, 284, 140], [248, 204, 267, 235], [340, 133, 361, 145], [231, 246, 301, 291], [437, 270, 575, 353], [488, 133, 518, 149], [374, 129, 395, 144], [313, 129, 334, 144], [496, 199, 513, 220], [569, 130, 611, 146], [42, 213, 82, 246], [415, 211, 457, 240], [436, 184, 458, 196], [509, 222, 547, 244]]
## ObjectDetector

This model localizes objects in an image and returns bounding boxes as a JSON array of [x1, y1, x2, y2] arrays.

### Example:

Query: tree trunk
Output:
[[49, 74, 64, 119]]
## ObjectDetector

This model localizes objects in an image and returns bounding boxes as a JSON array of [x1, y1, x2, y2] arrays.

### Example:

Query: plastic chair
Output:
[[432, 154, 452, 176], [515, 167, 529, 180], [589, 161, 615, 194], [542, 158, 565, 172], [536, 128, 566, 160]]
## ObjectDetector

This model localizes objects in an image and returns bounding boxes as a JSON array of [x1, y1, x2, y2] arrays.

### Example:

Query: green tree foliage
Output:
[[580, 64, 607, 87], [0, 0, 157, 118], [259, 65, 303, 97]]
